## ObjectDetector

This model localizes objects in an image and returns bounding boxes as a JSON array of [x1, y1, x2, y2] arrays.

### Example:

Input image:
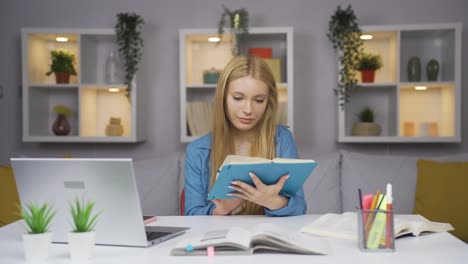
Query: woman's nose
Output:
[[243, 101, 252, 115]]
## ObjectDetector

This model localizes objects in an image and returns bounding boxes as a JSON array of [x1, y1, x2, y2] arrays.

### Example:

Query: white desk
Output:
[[1, 215, 467, 263]]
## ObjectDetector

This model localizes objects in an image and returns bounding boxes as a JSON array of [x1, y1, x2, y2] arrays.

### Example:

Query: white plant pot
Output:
[[68, 231, 96, 260], [22, 232, 52, 261]]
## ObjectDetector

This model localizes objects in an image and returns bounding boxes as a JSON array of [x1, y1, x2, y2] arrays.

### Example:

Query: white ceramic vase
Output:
[[22, 232, 52, 261], [68, 231, 96, 260]]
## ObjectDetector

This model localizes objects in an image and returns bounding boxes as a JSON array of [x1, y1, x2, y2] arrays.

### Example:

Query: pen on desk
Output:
[[386, 183, 393, 249], [358, 188, 363, 209]]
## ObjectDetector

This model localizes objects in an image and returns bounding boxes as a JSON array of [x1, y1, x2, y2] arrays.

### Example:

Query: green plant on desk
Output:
[[20, 202, 56, 234], [69, 197, 100, 232]]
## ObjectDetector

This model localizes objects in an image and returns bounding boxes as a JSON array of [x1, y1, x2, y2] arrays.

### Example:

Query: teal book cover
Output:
[[207, 156, 317, 200]]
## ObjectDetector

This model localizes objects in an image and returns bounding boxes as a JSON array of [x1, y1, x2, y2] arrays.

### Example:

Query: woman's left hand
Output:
[[228, 172, 289, 210]]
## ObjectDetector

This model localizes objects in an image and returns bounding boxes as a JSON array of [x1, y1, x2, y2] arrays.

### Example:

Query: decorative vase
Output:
[[360, 70, 375, 83], [68, 231, 96, 260], [426, 59, 439, 81], [203, 68, 221, 84], [105, 50, 122, 84], [407, 56, 421, 82], [23, 232, 51, 261], [351, 122, 382, 136], [52, 114, 71, 136], [105, 117, 124, 136], [55, 72, 71, 84]]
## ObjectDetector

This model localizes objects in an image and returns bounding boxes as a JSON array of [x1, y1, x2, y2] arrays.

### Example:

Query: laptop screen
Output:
[[11, 158, 150, 247]]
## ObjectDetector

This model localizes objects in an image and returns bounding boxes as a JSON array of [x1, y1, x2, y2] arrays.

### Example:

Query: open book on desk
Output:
[[300, 212, 454, 240], [207, 155, 317, 200], [171, 223, 330, 256]]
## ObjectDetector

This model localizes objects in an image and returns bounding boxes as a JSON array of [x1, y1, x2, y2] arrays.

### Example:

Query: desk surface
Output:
[[1, 215, 467, 264]]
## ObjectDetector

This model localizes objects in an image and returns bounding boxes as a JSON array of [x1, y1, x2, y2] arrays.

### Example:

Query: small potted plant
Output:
[[115, 12, 145, 100], [217, 4, 249, 55], [327, 5, 364, 108], [45, 49, 77, 84], [356, 52, 383, 83], [20, 202, 56, 262], [68, 197, 100, 260], [52, 105, 72, 136], [351, 107, 382, 136]]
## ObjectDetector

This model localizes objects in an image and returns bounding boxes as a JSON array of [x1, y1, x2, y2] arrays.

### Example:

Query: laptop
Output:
[[11, 158, 189, 247]]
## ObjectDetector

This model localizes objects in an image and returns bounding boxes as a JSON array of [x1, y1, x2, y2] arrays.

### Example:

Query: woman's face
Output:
[[225, 76, 269, 133]]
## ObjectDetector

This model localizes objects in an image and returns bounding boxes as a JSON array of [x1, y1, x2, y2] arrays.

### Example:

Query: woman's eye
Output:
[[233, 96, 243, 101], [255, 99, 265, 103]]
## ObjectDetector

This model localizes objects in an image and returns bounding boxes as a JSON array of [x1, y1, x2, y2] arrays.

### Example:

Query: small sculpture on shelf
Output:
[[45, 49, 77, 84], [426, 59, 439, 81], [52, 105, 72, 136], [351, 107, 382, 136], [356, 52, 383, 83], [407, 56, 421, 82], [105, 117, 124, 136]]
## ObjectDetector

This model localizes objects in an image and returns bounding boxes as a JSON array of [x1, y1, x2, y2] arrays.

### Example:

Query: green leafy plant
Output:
[[115, 12, 145, 100], [356, 52, 383, 71], [69, 197, 100, 233], [20, 202, 56, 234], [327, 5, 364, 109], [217, 4, 249, 55], [52, 105, 72, 116], [357, 107, 375, 123], [45, 49, 77, 76]]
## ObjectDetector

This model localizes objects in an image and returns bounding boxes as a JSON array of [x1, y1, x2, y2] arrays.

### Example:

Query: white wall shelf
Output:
[[21, 28, 145, 143], [338, 23, 462, 143], [179, 27, 294, 143]]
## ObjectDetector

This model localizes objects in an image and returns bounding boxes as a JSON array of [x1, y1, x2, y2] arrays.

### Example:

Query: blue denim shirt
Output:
[[184, 125, 307, 216]]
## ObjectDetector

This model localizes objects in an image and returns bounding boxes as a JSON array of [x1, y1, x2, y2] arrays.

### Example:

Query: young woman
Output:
[[184, 55, 306, 216]]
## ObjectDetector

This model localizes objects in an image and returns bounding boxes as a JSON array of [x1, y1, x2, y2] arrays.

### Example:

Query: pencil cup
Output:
[[357, 209, 395, 252]]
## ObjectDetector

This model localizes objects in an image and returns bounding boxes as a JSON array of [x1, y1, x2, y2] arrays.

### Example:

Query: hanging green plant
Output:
[[327, 5, 363, 109], [115, 12, 144, 100], [217, 4, 249, 55]]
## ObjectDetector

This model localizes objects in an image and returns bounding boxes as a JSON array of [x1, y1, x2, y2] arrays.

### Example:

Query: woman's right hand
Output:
[[212, 198, 242, 215]]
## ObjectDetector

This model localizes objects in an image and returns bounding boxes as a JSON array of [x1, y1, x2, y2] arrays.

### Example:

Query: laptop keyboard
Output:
[[146, 231, 171, 241]]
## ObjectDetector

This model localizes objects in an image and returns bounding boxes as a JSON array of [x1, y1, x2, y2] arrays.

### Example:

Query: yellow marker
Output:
[[366, 195, 387, 249]]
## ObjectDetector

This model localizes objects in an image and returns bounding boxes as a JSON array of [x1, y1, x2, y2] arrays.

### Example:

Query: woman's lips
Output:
[[238, 117, 254, 124]]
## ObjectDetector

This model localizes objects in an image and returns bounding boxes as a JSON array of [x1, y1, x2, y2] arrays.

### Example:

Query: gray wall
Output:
[[0, 0, 467, 164]]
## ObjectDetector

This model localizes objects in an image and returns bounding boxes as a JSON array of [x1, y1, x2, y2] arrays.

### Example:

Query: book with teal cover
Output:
[[207, 155, 317, 200]]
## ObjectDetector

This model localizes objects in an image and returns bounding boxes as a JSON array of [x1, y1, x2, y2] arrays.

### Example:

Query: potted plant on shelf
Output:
[[327, 5, 364, 109], [356, 52, 383, 83], [52, 105, 72, 136], [20, 201, 56, 262], [217, 4, 249, 55], [115, 12, 145, 101], [351, 107, 382, 136], [68, 197, 100, 260], [45, 49, 77, 84]]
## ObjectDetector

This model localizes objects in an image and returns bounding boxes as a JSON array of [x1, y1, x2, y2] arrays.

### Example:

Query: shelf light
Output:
[[108, 88, 120, 92], [360, 34, 373, 40], [208, 37, 220, 43], [415, 86, 427, 91], [55, 37, 68, 42]]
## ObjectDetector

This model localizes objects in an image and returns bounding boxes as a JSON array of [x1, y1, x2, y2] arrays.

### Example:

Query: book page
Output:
[[394, 218, 454, 237], [272, 158, 315, 163], [223, 155, 271, 165], [300, 212, 358, 240], [171, 227, 252, 255], [251, 223, 330, 255], [302, 213, 455, 240]]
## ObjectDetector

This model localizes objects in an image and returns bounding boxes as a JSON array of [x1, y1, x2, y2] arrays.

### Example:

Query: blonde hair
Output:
[[210, 55, 279, 215]]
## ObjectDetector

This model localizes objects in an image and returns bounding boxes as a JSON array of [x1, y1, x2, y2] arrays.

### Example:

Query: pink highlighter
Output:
[[362, 194, 373, 219]]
